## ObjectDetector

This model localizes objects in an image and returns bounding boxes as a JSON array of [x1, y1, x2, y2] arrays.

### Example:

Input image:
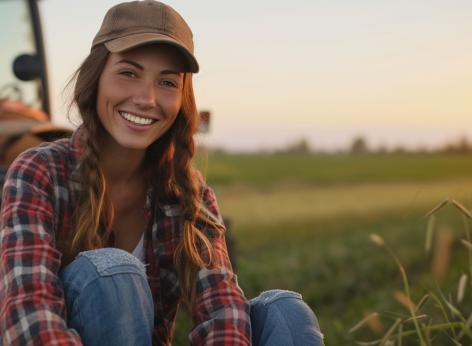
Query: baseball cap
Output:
[[92, 0, 199, 73]]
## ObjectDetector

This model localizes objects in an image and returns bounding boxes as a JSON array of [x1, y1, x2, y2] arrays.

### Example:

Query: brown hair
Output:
[[68, 44, 220, 308]]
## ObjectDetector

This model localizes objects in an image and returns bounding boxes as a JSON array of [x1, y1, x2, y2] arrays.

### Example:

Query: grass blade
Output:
[[456, 274, 467, 304], [349, 312, 381, 334], [451, 199, 472, 219], [425, 199, 449, 218], [425, 215, 436, 253]]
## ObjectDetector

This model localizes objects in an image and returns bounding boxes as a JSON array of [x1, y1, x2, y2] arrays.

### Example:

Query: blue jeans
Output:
[[60, 248, 324, 346]]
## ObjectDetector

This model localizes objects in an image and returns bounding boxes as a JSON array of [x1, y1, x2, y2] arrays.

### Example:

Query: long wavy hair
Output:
[[68, 44, 221, 308]]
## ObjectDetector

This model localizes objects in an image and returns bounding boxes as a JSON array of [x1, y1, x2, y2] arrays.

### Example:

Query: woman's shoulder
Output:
[[29, 137, 71, 155], [6, 136, 76, 181], [13, 137, 72, 165]]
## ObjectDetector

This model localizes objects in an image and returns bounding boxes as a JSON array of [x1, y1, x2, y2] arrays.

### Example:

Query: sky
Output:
[[34, 0, 472, 152]]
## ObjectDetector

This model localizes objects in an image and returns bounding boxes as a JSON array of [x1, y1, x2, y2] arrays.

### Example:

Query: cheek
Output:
[[96, 78, 126, 120], [158, 100, 181, 135], [164, 94, 183, 119]]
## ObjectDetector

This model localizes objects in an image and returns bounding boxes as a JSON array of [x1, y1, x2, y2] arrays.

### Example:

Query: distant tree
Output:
[[284, 138, 311, 154], [441, 136, 472, 154], [350, 136, 369, 154], [393, 146, 407, 154], [456, 136, 471, 153], [375, 145, 389, 154]]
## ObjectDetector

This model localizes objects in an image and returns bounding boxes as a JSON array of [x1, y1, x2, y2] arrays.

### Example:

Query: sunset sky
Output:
[[37, 0, 472, 151]]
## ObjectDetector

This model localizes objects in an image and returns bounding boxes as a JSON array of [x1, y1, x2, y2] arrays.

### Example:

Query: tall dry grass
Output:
[[351, 199, 472, 345]]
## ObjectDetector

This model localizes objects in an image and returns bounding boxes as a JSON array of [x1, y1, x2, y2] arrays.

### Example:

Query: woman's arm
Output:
[[0, 149, 82, 345], [189, 186, 251, 346]]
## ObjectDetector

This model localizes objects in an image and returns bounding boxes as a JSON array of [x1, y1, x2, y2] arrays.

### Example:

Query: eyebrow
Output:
[[116, 59, 183, 76], [116, 59, 143, 70]]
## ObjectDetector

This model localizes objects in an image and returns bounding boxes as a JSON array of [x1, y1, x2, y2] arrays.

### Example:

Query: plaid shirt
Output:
[[0, 129, 251, 345], [0, 166, 5, 203]]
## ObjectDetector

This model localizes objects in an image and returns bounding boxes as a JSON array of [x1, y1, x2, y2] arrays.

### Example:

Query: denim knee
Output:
[[250, 289, 324, 346], [61, 247, 148, 283], [60, 247, 154, 346]]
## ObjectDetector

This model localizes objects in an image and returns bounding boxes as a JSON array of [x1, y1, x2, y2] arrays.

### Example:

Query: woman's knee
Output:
[[60, 247, 152, 309], [250, 289, 324, 346], [59, 248, 154, 346], [60, 247, 147, 286]]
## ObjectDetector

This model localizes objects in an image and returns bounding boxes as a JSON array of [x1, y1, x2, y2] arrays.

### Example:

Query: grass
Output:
[[196, 152, 472, 187], [170, 152, 472, 345], [213, 179, 472, 229], [235, 207, 472, 345], [352, 201, 472, 345]]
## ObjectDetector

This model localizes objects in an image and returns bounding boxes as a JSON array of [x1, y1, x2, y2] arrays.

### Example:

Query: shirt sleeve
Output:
[[0, 149, 82, 345], [188, 186, 251, 345]]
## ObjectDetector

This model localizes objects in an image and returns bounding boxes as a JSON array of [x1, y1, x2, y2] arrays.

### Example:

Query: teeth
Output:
[[120, 111, 155, 125]]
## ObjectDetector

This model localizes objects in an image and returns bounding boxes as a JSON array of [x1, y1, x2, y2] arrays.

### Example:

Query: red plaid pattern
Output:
[[1, 128, 251, 345]]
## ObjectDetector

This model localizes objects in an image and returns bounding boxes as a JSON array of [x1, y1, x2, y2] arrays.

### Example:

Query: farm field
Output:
[[173, 153, 472, 345]]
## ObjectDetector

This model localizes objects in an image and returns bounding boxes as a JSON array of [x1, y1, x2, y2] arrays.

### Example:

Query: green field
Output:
[[173, 153, 472, 345]]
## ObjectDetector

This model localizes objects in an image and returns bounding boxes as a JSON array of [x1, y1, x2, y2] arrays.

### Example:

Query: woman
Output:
[[0, 1, 324, 345]]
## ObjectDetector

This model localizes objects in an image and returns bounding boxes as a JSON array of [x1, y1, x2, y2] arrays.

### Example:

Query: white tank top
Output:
[[131, 233, 145, 263]]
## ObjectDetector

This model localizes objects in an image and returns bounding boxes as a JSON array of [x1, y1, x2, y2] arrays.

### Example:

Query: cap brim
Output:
[[104, 33, 199, 73]]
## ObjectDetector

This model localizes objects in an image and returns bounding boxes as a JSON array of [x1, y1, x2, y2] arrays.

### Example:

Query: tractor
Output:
[[1, 0, 72, 199]]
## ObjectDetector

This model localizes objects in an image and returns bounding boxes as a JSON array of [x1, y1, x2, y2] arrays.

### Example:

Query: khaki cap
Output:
[[92, 0, 199, 73]]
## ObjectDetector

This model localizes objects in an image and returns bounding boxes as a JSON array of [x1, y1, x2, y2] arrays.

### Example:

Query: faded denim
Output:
[[60, 248, 324, 346], [60, 248, 153, 346], [250, 289, 324, 345]]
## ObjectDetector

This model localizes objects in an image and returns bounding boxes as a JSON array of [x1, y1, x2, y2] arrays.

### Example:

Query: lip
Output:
[[118, 110, 159, 121], [117, 110, 159, 131]]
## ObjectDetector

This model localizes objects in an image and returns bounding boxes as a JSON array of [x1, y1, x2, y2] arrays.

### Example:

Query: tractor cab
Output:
[[0, 0, 71, 200], [1, 0, 51, 118]]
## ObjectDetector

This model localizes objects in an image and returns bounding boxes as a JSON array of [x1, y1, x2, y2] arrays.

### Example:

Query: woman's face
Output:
[[96, 44, 186, 151]]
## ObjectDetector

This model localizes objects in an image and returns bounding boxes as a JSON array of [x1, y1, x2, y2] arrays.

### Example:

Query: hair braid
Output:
[[66, 45, 113, 259], [171, 78, 216, 308], [71, 127, 114, 255]]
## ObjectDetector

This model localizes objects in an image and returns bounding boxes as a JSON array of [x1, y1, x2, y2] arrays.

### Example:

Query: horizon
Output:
[[198, 132, 472, 154]]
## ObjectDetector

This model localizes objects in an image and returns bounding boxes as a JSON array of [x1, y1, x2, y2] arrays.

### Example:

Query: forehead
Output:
[[109, 44, 187, 72]]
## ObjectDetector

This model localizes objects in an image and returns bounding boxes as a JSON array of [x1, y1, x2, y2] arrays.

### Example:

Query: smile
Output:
[[119, 111, 157, 126]]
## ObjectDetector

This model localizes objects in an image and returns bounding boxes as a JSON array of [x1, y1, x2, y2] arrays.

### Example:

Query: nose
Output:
[[133, 81, 157, 109]]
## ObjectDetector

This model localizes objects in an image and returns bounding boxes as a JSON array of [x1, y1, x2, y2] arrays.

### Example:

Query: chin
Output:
[[115, 138, 151, 151]]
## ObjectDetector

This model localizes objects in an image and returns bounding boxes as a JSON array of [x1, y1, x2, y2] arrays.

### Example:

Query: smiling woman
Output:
[[96, 45, 186, 150], [0, 1, 324, 346]]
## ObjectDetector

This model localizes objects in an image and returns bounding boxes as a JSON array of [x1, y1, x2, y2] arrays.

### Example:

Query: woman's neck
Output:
[[98, 138, 147, 185]]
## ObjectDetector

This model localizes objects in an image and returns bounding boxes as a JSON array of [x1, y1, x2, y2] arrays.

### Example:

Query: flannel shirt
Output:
[[0, 166, 5, 202], [0, 128, 251, 345]]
